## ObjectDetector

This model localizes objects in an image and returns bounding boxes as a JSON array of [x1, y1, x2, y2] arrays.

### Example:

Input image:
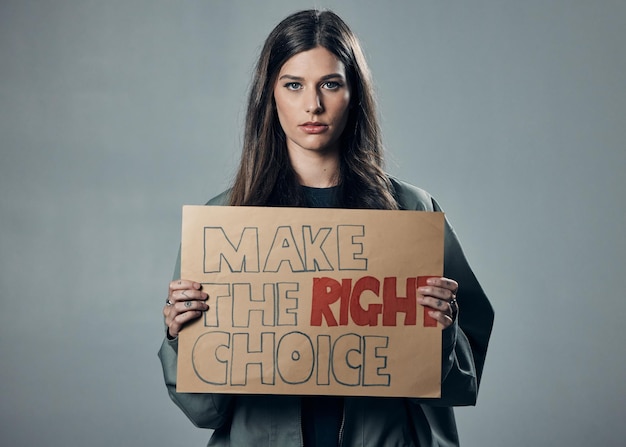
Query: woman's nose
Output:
[[305, 89, 323, 114]]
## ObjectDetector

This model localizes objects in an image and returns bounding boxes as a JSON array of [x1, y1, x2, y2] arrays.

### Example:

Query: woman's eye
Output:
[[285, 82, 302, 90], [323, 81, 341, 89]]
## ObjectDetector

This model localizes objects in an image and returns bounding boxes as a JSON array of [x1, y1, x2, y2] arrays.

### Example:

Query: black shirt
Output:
[[300, 185, 344, 447]]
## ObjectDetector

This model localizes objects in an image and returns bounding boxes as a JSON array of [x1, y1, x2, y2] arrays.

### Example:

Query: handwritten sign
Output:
[[177, 206, 444, 398]]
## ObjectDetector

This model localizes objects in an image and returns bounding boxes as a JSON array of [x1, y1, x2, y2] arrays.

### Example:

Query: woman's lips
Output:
[[300, 122, 329, 134]]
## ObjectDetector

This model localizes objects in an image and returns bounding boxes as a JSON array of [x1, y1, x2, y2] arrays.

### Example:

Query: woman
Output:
[[159, 9, 493, 447]]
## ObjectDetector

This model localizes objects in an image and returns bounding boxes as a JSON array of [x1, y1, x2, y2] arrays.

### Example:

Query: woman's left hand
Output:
[[417, 277, 459, 329]]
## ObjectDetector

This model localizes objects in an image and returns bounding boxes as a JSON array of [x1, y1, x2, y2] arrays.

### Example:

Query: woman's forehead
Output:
[[278, 47, 346, 78]]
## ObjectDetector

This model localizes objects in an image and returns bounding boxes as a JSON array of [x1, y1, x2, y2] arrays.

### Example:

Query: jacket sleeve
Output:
[[391, 178, 494, 407], [158, 336, 235, 428], [413, 199, 494, 407], [158, 246, 235, 429]]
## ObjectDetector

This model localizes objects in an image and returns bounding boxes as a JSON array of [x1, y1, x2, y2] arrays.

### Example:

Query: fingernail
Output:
[[427, 278, 437, 285]]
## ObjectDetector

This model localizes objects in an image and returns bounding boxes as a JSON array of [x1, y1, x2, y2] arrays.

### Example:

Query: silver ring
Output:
[[165, 299, 172, 306], [184, 301, 192, 309]]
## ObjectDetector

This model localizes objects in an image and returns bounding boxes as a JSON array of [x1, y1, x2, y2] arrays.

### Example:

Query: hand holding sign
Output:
[[417, 277, 459, 328], [164, 280, 209, 338]]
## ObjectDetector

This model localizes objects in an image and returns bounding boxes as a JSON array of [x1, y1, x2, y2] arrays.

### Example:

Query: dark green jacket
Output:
[[159, 178, 494, 446]]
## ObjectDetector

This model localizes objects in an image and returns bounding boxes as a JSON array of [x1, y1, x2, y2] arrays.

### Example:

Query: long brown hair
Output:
[[229, 9, 398, 210]]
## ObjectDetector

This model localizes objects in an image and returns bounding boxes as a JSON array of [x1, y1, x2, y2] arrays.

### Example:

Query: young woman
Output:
[[159, 9, 494, 447]]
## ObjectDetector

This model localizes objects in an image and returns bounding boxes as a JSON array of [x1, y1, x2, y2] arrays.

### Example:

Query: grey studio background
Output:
[[1, 0, 625, 446]]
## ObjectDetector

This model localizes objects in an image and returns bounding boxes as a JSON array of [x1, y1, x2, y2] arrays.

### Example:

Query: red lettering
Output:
[[312, 276, 438, 327], [350, 276, 382, 326], [311, 277, 351, 326], [382, 277, 417, 326], [338, 278, 352, 325]]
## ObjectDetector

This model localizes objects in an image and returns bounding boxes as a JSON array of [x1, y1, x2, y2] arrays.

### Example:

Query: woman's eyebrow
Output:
[[320, 73, 345, 80], [278, 73, 345, 81], [278, 74, 304, 81]]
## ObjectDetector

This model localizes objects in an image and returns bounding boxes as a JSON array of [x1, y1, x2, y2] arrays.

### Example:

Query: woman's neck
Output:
[[289, 149, 340, 188]]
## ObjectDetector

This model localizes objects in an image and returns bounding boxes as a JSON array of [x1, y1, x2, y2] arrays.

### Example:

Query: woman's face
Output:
[[273, 46, 351, 157]]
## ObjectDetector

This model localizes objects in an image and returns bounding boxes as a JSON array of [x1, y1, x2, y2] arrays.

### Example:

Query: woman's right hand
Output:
[[163, 279, 209, 339]]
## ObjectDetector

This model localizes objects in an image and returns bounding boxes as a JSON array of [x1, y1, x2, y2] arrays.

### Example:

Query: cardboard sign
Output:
[[177, 206, 444, 398]]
